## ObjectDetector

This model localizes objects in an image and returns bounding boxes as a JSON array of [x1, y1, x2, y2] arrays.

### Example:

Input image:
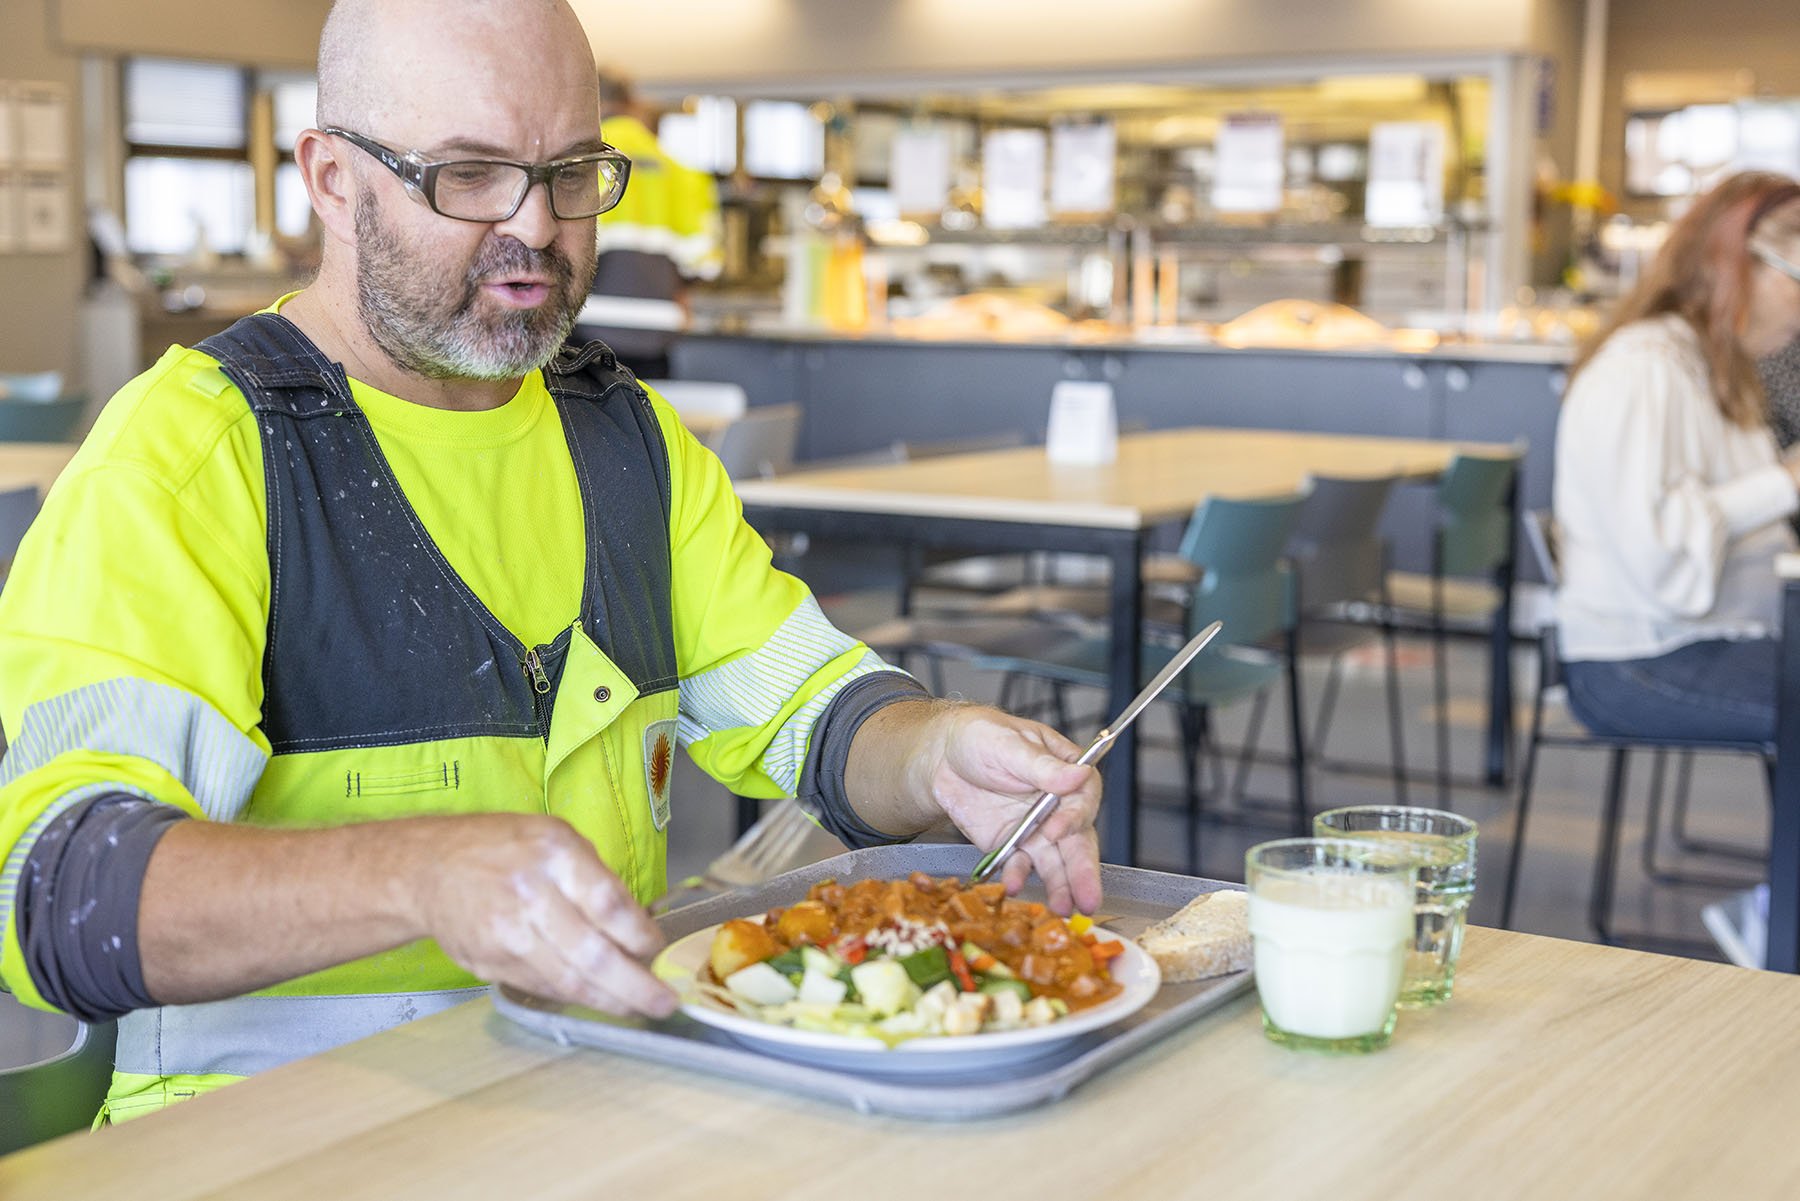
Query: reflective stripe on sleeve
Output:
[[0, 679, 265, 938], [758, 651, 902, 794], [676, 597, 908, 794], [114, 987, 490, 1077], [0, 678, 266, 822], [594, 223, 722, 279]]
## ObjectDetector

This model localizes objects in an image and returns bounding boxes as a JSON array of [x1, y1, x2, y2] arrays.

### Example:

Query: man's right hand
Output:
[[407, 814, 678, 1019]]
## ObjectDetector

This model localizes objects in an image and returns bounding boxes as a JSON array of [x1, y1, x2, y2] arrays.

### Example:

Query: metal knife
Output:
[[969, 619, 1225, 884]]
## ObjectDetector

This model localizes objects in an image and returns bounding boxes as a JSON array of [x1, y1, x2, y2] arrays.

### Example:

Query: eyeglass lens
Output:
[[431, 159, 625, 221]]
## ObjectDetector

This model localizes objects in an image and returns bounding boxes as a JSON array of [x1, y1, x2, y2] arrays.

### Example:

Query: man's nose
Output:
[[492, 178, 559, 249]]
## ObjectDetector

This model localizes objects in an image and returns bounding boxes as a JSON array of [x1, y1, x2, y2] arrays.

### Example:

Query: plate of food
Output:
[[652, 872, 1160, 1077]]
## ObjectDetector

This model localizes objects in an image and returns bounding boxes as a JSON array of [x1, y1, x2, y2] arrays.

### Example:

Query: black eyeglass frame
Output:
[[321, 126, 631, 222]]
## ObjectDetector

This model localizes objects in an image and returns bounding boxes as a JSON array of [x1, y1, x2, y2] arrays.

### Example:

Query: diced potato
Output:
[[775, 900, 836, 947], [992, 990, 1025, 1026], [709, 919, 778, 981], [1024, 997, 1058, 1027]]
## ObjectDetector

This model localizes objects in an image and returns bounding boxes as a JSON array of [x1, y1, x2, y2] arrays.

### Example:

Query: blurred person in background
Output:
[[1555, 171, 1800, 745], [1553, 172, 1800, 967], [573, 71, 722, 379]]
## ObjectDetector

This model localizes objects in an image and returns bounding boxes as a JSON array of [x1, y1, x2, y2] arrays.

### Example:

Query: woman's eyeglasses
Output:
[[1752, 242, 1800, 286], [322, 127, 630, 223]]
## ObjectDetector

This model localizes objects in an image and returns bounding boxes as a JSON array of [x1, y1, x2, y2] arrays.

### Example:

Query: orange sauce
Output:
[[761, 872, 1121, 1010]]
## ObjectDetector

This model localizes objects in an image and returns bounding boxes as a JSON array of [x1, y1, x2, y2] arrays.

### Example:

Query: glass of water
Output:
[[1313, 806, 1477, 1008]]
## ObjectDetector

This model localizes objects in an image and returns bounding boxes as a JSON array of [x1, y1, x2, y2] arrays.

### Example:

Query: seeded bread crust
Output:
[[1136, 889, 1252, 982]]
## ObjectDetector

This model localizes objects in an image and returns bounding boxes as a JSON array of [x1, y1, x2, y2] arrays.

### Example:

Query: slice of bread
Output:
[[1136, 889, 1252, 982]]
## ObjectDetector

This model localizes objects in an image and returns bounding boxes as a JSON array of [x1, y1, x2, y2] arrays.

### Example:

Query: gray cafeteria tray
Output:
[[493, 842, 1252, 1120]]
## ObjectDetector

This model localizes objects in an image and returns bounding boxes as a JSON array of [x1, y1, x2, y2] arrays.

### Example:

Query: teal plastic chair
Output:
[[967, 491, 1310, 868], [1381, 449, 1522, 803], [0, 397, 86, 443], [0, 996, 116, 1154]]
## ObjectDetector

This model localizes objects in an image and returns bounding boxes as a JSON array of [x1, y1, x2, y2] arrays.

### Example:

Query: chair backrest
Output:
[[0, 398, 86, 443], [1436, 449, 1521, 579], [1521, 509, 1565, 687], [709, 404, 802, 480], [1175, 491, 1309, 649], [642, 379, 749, 423], [0, 996, 117, 1155], [1286, 473, 1398, 613], [1522, 509, 1561, 590], [0, 487, 40, 567]]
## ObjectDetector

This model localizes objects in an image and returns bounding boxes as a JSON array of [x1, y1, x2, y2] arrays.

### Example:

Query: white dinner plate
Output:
[[652, 917, 1161, 1078]]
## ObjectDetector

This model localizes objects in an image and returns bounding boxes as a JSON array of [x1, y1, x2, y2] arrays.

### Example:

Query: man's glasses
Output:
[[1753, 242, 1800, 286], [323, 127, 630, 223]]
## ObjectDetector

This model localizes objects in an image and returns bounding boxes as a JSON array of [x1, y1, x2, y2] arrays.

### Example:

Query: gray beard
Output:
[[353, 197, 596, 382]]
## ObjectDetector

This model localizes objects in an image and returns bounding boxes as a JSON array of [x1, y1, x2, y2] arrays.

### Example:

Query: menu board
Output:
[[983, 128, 1047, 229], [1365, 121, 1445, 227], [890, 126, 951, 219], [1212, 113, 1284, 214], [1050, 120, 1116, 215]]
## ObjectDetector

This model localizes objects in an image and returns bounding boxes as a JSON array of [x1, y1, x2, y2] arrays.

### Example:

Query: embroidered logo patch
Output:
[[644, 718, 677, 831]]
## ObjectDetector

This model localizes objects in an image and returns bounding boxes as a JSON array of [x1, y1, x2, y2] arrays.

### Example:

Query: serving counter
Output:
[[673, 327, 1569, 581], [6, 926, 1795, 1200]]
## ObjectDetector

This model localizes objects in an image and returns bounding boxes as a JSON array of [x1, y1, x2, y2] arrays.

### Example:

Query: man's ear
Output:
[[294, 129, 358, 248]]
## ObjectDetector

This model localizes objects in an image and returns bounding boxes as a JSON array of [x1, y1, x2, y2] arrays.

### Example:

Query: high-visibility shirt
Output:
[[0, 301, 904, 1123], [597, 115, 723, 282]]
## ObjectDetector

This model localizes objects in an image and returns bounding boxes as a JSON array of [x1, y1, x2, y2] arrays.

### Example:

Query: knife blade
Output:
[[969, 619, 1225, 885]]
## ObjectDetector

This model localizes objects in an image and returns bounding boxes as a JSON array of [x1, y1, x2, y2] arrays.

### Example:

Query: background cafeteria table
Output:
[[735, 426, 1518, 866], [0, 442, 77, 497], [5, 926, 1796, 1200]]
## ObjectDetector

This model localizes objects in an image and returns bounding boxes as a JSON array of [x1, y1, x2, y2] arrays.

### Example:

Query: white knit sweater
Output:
[[1554, 313, 1799, 661]]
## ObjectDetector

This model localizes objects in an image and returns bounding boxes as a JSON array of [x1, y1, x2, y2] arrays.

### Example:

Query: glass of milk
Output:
[[1314, 806, 1478, 1008], [1246, 839, 1417, 1053]]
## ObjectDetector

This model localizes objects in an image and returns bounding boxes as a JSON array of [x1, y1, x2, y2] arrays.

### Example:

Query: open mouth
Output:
[[483, 278, 552, 307]]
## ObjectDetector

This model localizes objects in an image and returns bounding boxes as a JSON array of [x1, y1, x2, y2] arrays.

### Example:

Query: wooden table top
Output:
[[734, 427, 1515, 530], [9, 928, 1799, 1200], [0, 442, 78, 498]]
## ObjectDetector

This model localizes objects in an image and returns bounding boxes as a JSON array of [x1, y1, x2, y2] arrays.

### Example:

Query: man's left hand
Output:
[[906, 706, 1102, 916]]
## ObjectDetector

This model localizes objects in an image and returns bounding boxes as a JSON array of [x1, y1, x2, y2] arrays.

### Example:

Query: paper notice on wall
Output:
[[15, 82, 68, 169], [1213, 113, 1284, 214], [1051, 121, 1116, 215], [890, 127, 951, 218], [20, 172, 70, 252], [983, 128, 1047, 229], [1365, 121, 1446, 227], [0, 172, 19, 252]]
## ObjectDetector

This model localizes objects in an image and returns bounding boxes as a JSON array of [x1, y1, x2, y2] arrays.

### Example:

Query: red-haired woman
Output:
[[1555, 172, 1800, 743]]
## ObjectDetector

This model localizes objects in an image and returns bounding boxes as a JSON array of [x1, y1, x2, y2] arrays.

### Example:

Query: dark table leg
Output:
[[734, 794, 761, 837], [1484, 477, 1520, 787], [1768, 580, 1800, 972], [1100, 528, 1145, 867]]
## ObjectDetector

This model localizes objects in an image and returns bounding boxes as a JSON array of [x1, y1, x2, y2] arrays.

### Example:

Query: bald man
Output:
[[0, 0, 1102, 1123]]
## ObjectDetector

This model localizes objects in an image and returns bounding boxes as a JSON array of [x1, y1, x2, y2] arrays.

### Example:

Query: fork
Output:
[[647, 797, 817, 916]]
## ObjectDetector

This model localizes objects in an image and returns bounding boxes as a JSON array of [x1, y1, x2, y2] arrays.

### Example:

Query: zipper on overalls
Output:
[[523, 647, 553, 741]]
